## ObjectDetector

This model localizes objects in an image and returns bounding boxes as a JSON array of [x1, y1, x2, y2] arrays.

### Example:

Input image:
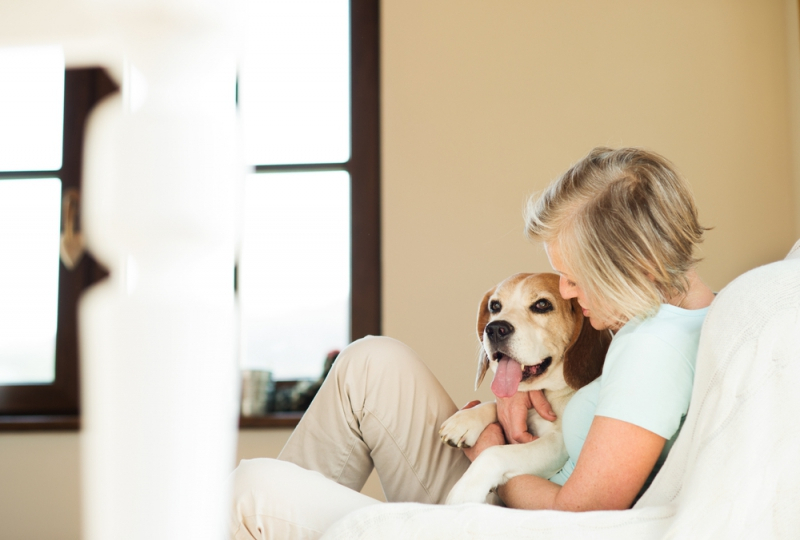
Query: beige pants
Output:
[[229, 336, 471, 539]]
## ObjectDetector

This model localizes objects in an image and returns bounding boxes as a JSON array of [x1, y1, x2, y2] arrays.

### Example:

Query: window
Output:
[[237, 0, 380, 426], [0, 0, 379, 429], [0, 47, 115, 428]]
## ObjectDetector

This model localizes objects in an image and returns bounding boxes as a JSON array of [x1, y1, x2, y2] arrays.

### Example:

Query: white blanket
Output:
[[323, 239, 800, 539]]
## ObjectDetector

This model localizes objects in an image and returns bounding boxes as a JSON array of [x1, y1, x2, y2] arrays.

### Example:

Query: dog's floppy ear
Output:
[[475, 354, 490, 391], [474, 286, 495, 390], [563, 298, 612, 390]]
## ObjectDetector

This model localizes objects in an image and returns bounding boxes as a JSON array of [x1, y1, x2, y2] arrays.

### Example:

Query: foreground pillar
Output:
[[79, 5, 240, 539]]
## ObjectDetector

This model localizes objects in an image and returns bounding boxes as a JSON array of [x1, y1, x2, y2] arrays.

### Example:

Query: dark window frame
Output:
[[0, 0, 381, 431]]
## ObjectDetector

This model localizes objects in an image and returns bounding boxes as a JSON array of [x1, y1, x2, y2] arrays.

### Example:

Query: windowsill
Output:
[[0, 415, 80, 431], [0, 412, 303, 432], [239, 412, 303, 429]]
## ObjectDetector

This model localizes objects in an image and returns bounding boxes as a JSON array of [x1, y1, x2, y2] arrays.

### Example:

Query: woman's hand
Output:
[[496, 390, 556, 444], [462, 420, 505, 462], [458, 401, 505, 462], [529, 390, 557, 422], [460, 390, 557, 461]]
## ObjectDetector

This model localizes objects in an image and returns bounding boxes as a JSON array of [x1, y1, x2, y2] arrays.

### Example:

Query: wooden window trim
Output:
[[349, 0, 382, 343]]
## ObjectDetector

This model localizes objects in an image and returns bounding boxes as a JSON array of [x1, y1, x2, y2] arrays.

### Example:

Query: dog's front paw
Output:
[[439, 406, 493, 448], [445, 471, 496, 505], [445, 445, 509, 505]]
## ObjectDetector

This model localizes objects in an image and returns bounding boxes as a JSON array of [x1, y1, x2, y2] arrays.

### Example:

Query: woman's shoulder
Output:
[[615, 304, 708, 349], [601, 305, 709, 381], [596, 308, 702, 439]]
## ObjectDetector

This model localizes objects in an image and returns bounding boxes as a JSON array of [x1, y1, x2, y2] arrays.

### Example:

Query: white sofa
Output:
[[322, 239, 800, 539]]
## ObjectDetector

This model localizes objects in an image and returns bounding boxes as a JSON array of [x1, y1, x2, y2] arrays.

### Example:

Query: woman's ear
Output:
[[563, 298, 612, 390], [474, 287, 495, 390]]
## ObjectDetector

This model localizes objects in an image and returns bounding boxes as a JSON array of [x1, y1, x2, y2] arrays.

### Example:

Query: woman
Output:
[[229, 147, 715, 538]]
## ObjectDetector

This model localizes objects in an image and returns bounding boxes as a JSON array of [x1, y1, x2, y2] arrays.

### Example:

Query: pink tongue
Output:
[[491, 358, 523, 398]]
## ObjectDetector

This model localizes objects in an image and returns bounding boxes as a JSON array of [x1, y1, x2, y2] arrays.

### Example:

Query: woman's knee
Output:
[[332, 335, 426, 380], [228, 459, 277, 539], [229, 458, 380, 540], [230, 459, 337, 517], [230, 458, 281, 502]]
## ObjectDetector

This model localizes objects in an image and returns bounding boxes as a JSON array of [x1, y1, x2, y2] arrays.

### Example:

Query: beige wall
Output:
[[382, 0, 799, 411], [786, 0, 800, 235], [2, 1, 799, 538]]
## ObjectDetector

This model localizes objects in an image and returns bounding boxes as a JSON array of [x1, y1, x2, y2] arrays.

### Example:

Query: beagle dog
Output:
[[440, 273, 611, 505]]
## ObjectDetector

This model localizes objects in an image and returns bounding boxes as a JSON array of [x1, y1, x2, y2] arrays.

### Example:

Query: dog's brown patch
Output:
[[563, 298, 611, 389]]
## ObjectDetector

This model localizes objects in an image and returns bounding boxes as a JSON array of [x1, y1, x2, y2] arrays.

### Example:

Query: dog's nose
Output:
[[485, 321, 514, 343]]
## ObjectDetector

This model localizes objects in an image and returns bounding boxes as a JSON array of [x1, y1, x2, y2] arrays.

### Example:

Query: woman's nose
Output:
[[559, 276, 577, 299]]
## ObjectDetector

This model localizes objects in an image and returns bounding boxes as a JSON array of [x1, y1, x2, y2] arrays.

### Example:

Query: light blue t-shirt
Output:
[[548, 304, 708, 488]]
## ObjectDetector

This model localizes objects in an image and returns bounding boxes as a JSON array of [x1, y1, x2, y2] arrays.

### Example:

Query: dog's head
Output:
[[475, 273, 611, 397]]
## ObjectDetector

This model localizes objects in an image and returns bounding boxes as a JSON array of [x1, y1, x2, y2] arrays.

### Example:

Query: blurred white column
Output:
[[79, 27, 241, 540]]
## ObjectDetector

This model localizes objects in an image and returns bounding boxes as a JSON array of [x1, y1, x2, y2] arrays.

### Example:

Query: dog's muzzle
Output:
[[485, 320, 514, 344]]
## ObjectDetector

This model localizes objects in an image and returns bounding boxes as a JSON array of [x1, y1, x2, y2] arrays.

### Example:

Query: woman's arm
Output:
[[497, 415, 666, 511]]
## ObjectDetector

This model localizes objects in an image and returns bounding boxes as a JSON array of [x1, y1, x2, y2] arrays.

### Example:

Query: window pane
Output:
[[0, 179, 61, 385], [0, 45, 64, 172], [240, 0, 351, 165], [240, 171, 350, 379]]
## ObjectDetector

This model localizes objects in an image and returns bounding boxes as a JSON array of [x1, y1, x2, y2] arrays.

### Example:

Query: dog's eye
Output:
[[489, 300, 502, 313], [530, 299, 553, 313]]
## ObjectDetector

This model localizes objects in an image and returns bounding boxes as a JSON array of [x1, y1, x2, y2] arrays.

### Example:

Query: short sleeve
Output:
[[595, 332, 694, 440], [549, 378, 601, 485]]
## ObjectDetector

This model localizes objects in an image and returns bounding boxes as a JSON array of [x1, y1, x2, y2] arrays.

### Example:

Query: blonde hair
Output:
[[526, 147, 707, 326]]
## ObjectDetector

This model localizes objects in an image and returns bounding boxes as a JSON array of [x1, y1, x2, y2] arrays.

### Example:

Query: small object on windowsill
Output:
[[239, 350, 339, 428], [240, 369, 274, 417]]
